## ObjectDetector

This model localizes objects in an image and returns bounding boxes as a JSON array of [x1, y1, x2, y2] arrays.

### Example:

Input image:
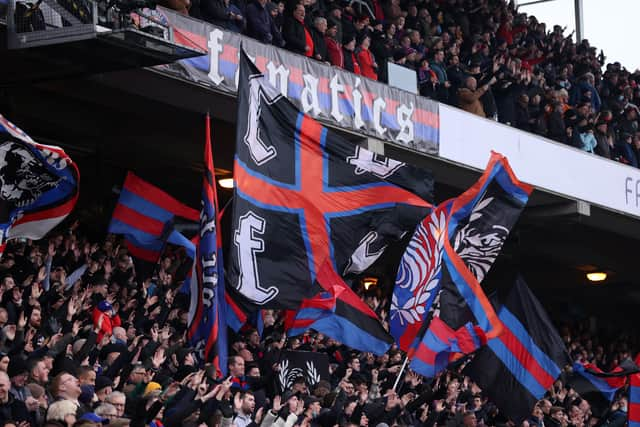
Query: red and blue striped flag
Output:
[[187, 115, 228, 377], [108, 172, 197, 279], [570, 358, 638, 417], [629, 356, 640, 427], [465, 277, 570, 423]]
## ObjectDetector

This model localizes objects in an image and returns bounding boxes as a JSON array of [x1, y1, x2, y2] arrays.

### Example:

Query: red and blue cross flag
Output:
[[227, 50, 434, 355]]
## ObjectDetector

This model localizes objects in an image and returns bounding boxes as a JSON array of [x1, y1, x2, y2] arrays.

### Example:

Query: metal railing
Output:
[[7, 0, 97, 47]]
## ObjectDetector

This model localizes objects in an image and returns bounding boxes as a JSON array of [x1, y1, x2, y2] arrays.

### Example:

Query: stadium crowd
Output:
[[0, 218, 634, 427], [164, 0, 640, 168]]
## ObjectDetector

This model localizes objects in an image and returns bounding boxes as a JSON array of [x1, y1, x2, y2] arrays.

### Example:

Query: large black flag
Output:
[[226, 50, 433, 354], [465, 276, 571, 423]]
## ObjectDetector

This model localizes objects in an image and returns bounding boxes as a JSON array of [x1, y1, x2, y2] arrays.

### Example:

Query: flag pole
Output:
[[392, 355, 410, 392]]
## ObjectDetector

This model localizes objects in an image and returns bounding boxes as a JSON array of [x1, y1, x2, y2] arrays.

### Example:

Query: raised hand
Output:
[[152, 347, 166, 369], [145, 295, 159, 309], [371, 368, 379, 384], [3, 325, 16, 341], [160, 326, 172, 342], [221, 376, 233, 393], [98, 334, 110, 349], [67, 298, 78, 321], [24, 329, 36, 352], [31, 282, 42, 300], [36, 266, 47, 283], [25, 396, 39, 412], [49, 332, 64, 348], [420, 404, 430, 422], [407, 371, 422, 387], [164, 381, 181, 399], [272, 395, 282, 413], [233, 392, 243, 412], [17, 311, 27, 330], [71, 319, 81, 336], [255, 407, 265, 424], [197, 383, 208, 398]]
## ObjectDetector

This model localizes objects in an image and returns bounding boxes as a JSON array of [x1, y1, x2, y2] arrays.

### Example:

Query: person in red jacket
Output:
[[357, 34, 378, 80], [92, 300, 122, 343]]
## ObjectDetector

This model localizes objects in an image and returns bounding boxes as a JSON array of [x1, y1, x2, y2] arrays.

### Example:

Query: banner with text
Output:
[[154, 8, 439, 154]]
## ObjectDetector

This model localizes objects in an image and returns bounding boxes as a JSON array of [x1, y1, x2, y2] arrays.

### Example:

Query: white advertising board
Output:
[[439, 104, 640, 219]]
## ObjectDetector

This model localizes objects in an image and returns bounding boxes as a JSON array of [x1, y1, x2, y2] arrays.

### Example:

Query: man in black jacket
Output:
[[0, 370, 33, 425], [311, 16, 329, 62], [200, 0, 229, 28], [284, 3, 311, 56], [245, 0, 283, 46]]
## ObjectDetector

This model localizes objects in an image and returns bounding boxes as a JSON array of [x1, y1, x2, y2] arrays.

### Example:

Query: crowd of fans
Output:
[[0, 218, 636, 427], [156, 0, 640, 168]]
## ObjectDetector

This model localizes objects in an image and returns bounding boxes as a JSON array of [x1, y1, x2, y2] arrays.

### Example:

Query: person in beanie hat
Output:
[[144, 381, 162, 398], [94, 376, 113, 403], [7, 357, 31, 402], [342, 34, 361, 75]]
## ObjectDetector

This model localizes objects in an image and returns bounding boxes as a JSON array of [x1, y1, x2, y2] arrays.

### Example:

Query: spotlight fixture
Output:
[[586, 272, 607, 283], [218, 178, 234, 189], [362, 277, 378, 290]]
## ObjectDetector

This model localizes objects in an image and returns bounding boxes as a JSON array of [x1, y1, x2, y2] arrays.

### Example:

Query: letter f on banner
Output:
[[234, 211, 279, 304]]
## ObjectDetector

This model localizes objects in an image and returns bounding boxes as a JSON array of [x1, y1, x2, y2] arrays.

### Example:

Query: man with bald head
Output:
[[0, 370, 32, 424], [458, 75, 496, 117], [111, 326, 127, 344]]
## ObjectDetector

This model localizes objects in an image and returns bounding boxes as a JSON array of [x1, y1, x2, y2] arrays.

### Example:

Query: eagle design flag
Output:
[[0, 114, 79, 255], [227, 50, 434, 354], [391, 153, 532, 375]]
